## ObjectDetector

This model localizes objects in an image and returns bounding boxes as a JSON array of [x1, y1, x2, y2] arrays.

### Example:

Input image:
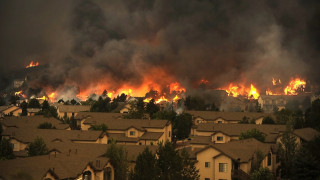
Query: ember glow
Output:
[[221, 83, 260, 99], [284, 78, 306, 95], [25, 61, 39, 68]]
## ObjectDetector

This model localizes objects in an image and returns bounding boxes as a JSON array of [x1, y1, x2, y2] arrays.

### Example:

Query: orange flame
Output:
[[284, 78, 306, 95], [173, 95, 179, 102], [221, 83, 260, 99], [156, 96, 168, 104], [26, 61, 39, 68], [169, 82, 186, 94], [248, 84, 260, 99]]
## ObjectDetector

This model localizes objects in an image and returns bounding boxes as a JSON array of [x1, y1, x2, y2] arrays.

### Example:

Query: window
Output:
[[217, 136, 223, 141], [267, 153, 272, 166], [217, 121, 222, 123], [205, 162, 210, 168], [129, 131, 135, 136], [205, 178, 210, 180], [219, 163, 227, 172]]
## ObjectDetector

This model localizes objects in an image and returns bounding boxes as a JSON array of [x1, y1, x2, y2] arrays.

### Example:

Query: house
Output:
[[27, 108, 41, 116], [186, 111, 274, 126], [276, 127, 320, 146], [191, 138, 278, 180], [191, 123, 286, 145], [220, 96, 246, 112], [0, 105, 22, 117], [0, 116, 70, 130], [1, 128, 108, 153], [0, 142, 157, 180], [75, 112, 172, 145], [56, 105, 90, 118], [258, 95, 310, 113]]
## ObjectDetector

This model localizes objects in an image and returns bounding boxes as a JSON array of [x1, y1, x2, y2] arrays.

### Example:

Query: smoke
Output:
[[1, 0, 320, 98]]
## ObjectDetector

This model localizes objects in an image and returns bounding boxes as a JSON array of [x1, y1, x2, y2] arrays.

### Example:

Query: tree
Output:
[[9, 95, 19, 105], [275, 109, 293, 125], [250, 167, 274, 180], [105, 143, 128, 180], [70, 99, 77, 105], [293, 147, 320, 180], [89, 124, 107, 132], [184, 96, 206, 110], [305, 99, 320, 131], [146, 99, 160, 117], [20, 101, 28, 116], [239, 129, 265, 142], [42, 100, 50, 110], [28, 98, 40, 108], [90, 96, 118, 112], [0, 138, 15, 160], [58, 99, 64, 103], [37, 122, 56, 129], [152, 110, 176, 122], [115, 93, 127, 102], [180, 148, 200, 180], [130, 147, 157, 180], [174, 113, 193, 140], [27, 137, 48, 156], [262, 116, 275, 124], [278, 128, 298, 179], [239, 116, 250, 124], [156, 141, 183, 179], [0, 96, 5, 106], [37, 106, 58, 118]]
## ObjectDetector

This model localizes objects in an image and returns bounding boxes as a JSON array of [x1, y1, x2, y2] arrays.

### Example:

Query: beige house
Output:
[[191, 138, 278, 180], [258, 95, 310, 113], [2, 128, 108, 153], [76, 112, 172, 145], [276, 127, 320, 147], [190, 123, 286, 145], [0, 105, 22, 117], [186, 111, 274, 126], [0, 116, 69, 130], [57, 105, 90, 118]]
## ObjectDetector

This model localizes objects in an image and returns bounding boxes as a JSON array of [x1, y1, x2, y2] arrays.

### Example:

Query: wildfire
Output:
[[173, 95, 179, 102], [284, 78, 306, 95], [36, 96, 46, 100], [222, 83, 260, 99], [48, 93, 56, 102], [169, 82, 186, 94], [15, 91, 22, 96], [199, 79, 209, 85], [26, 61, 39, 68], [156, 96, 168, 104], [272, 78, 281, 86]]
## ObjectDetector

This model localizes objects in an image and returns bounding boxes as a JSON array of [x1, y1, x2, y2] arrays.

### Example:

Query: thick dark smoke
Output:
[[0, 0, 320, 97]]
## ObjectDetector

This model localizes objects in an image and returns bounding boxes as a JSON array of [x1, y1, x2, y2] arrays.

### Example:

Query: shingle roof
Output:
[[196, 123, 286, 143], [0, 116, 69, 130], [213, 138, 271, 162], [186, 111, 273, 121], [293, 128, 320, 141], [108, 133, 139, 143], [27, 108, 41, 113], [189, 136, 213, 145], [139, 132, 164, 140], [2, 128, 104, 144], [58, 105, 91, 112], [0, 105, 13, 112], [195, 138, 271, 163], [77, 112, 170, 131]]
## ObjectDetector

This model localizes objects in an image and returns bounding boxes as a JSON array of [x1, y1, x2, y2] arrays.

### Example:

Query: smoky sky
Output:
[[0, 0, 320, 94]]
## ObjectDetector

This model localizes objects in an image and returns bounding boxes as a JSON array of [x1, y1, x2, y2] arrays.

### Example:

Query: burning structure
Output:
[[0, 0, 319, 110]]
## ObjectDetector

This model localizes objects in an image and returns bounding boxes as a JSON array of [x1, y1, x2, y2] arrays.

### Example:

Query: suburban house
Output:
[[276, 127, 320, 146], [26, 108, 41, 116], [190, 123, 286, 146], [0, 116, 70, 130], [187, 111, 275, 126], [258, 95, 310, 113], [75, 112, 172, 145], [0, 105, 22, 117], [190, 138, 278, 180], [1, 128, 108, 154], [56, 105, 91, 118]]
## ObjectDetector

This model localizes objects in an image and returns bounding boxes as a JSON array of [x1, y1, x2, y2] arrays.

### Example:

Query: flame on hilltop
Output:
[[221, 83, 260, 99], [156, 96, 169, 104], [284, 78, 306, 95], [26, 61, 39, 68]]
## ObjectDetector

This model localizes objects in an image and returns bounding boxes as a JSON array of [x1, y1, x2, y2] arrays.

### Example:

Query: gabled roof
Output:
[[186, 111, 273, 121], [195, 138, 271, 163], [0, 105, 12, 112], [139, 132, 164, 140], [2, 128, 105, 144], [58, 105, 91, 113], [196, 123, 286, 143], [77, 112, 170, 131], [293, 128, 320, 142], [0, 116, 69, 130]]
